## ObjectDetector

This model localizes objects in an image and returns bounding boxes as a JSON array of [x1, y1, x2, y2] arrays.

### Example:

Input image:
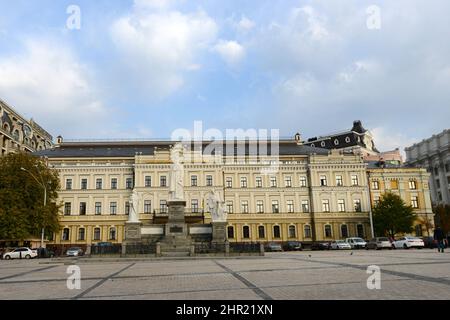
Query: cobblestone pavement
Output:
[[0, 250, 449, 300]]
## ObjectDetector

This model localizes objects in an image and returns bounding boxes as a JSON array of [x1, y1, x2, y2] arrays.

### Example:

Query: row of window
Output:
[[227, 224, 365, 239], [225, 175, 360, 188], [373, 196, 420, 209], [66, 177, 135, 190], [61, 227, 116, 241], [371, 180, 418, 190]]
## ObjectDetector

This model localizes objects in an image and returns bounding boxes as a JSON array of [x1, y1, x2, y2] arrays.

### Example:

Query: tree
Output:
[[0, 152, 61, 241], [372, 192, 417, 237], [433, 204, 450, 236]]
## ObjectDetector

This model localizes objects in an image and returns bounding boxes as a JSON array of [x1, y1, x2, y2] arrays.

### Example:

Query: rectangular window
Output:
[[95, 202, 102, 215], [391, 180, 398, 189], [226, 201, 234, 214], [336, 175, 343, 186], [240, 177, 248, 188], [144, 200, 151, 214], [272, 200, 279, 213], [78, 228, 85, 241], [111, 178, 117, 190], [322, 199, 330, 212], [243, 226, 250, 239], [270, 177, 277, 188], [241, 200, 249, 214], [160, 176, 167, 187], [81, 179, 88, 190], [191, 199, 199, 213], [411, 196, 419, 208], [206, 175, 213, 186], [256, 200, 264, 213], [79, 202, 86, 215], [125, 202, 130, 215], [300, 176, 307, 187], [110, 202, 117, 215], [446, 163, 450, 172], [145, 176, 152, 187], [66, 179, 72, 190], [126, 178, 133, 189], [287, 200, 294, 213], [285, 176, 292, 188], [354, 199, 362, 212], [191, 175, 198, 187], [320, 176, 327, 186], [256, 177, 262, 188], [160, 200, 167, 213], [372, 180, 379, 190], [338, 199, 345, 212], [301, 200, 310, 213], [96, 178, 103, 190], [436, 179, 440, 189], [351, 175, 359, 186], [409, 180, 417, 190], [64, 202, 72, 216], [226, 177, 233, 188]]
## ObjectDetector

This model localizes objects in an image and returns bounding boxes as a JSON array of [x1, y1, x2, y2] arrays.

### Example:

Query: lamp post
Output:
[[21, 166, 47, 249]]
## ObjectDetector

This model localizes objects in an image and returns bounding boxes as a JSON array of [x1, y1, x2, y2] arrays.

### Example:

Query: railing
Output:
[[194, 242, 226, 254], [91, 244, 122, 255], [125, 243, 156, 255], [229, 242, 261, 253]]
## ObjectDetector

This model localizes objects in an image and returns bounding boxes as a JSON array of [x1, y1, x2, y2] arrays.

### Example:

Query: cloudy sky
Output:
[[0, 0, 449, 154]]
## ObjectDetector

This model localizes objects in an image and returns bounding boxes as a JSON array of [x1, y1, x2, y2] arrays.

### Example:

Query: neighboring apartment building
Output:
[[0, 99, 53, 156], [35, 139, 373, 246], [367, 162, 434, 237], [405, 129, 450, 204]]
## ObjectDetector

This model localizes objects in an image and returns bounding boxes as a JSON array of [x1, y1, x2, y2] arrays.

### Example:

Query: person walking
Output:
[[433, 226, 445, 253]]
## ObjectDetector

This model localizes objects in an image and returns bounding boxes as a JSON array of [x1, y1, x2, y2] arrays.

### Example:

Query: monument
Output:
[[125, 189, 142, 241], [206, 190, 228, 245]]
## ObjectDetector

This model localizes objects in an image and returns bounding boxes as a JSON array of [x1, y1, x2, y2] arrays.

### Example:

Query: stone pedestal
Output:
[[211, 222, 227, 244], [125, 221, 142, 241], [160, 200, 192, 257]]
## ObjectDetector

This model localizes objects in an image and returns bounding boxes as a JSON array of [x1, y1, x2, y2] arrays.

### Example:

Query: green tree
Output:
[[373, 192, 416, 237], [433, 204, 450, 235], [0, 152, 61, 241]]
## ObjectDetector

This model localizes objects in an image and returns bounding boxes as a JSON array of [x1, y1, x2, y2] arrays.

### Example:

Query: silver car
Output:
[[366, 237, 392, 250], [66, 247, 84, 257]]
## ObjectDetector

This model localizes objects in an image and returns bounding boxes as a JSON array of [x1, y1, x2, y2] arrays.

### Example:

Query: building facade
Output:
[[405, 129, 450, 204], [36, 139, 374, 246], [367, 163, 434, 236], [0, 99, 53, 156]]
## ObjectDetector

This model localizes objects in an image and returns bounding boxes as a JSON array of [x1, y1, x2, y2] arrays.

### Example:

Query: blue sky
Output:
[[0, 0, 449, 154]]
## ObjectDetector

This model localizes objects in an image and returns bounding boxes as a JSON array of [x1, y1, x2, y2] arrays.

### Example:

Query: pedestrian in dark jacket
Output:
[[433, 227, 445, 253]]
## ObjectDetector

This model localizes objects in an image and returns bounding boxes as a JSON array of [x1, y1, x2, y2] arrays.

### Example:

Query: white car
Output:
[[3, 247, 38, 260], [393, 236, 424, 249], [345, 237, 367, 249], [330, 240, 352, 250]]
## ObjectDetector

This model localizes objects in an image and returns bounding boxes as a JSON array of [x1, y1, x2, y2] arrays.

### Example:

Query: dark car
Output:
[[283, 241, 302, 251], [37, 247, 55, 258], [311, 242, 330, 251], [422, 236, 448, 249], [265, 242, 283, 252]]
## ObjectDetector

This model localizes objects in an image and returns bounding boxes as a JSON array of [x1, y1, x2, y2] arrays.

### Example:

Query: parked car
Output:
[[311, 242, 330, 250], [345, 237, 367, 249], [366, 237, 392, 250], [392, 236, 424, 249], [265, 242, 283, 252], [3, 247, 38, 260], [330, 240, 352, 250], [37, 247, 55, 258], [66, 247, 84, 257], [283, 241, 302, 251]]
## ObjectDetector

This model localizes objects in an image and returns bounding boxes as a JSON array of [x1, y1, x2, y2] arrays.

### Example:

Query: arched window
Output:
[[13, 130, 20, 141], [242, 226, 250, 239], [324, 225, 332, 238], [62, 228, 70, 241], [341, 225, 348, 238], [109, 227, 116, 240], [289, 225, 296, 238], [258, 226, 265, 239], [273, 225, 281, 238], [78, 228, 85, 241], [227, 226, 234, 239], [3, 123, 10, 132], [93, 227, 101, 241], [304, 225, 312, 238]]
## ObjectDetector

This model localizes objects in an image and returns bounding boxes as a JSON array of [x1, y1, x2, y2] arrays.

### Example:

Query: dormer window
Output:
[[334, 139, 339, 145], [345, 136, 351, 143], [321, 141, 326, 147]]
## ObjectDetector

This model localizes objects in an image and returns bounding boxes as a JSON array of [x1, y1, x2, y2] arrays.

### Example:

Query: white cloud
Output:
[[0, 39, 109, 138], [371, 127, 419, 157], [133, 0, 174, 10], [213, 40, 245, 66], [237, 16, 255, 32], [110, 8, 217, 99]]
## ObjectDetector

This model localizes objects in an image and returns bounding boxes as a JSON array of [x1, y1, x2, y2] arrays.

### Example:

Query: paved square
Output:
[[0, 250, 449, 300]]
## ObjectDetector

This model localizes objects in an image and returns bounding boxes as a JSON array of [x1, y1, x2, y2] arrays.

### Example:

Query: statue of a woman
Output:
[[128, 190, 140, 222], [169, 143, 185, 201]]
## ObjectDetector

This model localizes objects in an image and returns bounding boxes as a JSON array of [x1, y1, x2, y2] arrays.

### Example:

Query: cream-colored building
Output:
[[0, 99, 53, 156], [36, 139, 373, 247]]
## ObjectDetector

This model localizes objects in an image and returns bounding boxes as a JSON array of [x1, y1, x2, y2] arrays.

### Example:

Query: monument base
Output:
[[160, 200, 192, 257], [211, 221, 228, 244], [124, 221, 142, 241]]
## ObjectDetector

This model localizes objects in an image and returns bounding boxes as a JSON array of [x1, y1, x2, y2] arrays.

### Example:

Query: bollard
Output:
[[225, 242, 230, 257], [260, 243, 265, 256], [121, 243, 126, 256], [156, 242, 161, 257], [190, 244, 195, 257], [85, 244, 91, 256]]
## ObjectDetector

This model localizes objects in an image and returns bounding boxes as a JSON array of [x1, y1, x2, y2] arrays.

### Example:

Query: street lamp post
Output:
[[21, 166, 47, 249]]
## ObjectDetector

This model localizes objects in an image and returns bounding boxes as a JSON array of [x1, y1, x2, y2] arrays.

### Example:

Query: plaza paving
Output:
[[0, 250, 449, 300]]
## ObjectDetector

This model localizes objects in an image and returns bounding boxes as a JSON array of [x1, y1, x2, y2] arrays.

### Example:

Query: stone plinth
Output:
[[211, 221, 227, 244], [125, 221, 142, 241], [160, 200, 191, 257]]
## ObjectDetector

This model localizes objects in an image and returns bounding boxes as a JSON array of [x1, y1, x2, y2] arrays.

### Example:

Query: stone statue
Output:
[[206, 190, 228, 222], [128, 189, 140, 223], [169, 143, 185, 201]]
